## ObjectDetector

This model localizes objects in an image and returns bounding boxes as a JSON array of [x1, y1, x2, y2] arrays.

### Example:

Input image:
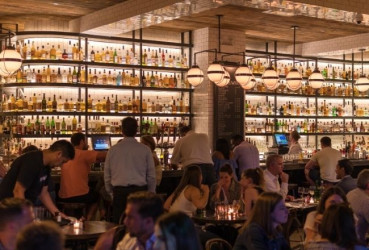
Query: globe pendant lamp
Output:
[[215, 69, 230, 87], [355, 49, 369, 92], [241, 75, 256, 90], [262, 66, 279, 90], [187, 65, 204, 87], [0, 45, 22, 77], [235, 64, 252, 86], [286, 26, 302, 91], [207, 62, 224, 83], [308, 67, 324, 89]]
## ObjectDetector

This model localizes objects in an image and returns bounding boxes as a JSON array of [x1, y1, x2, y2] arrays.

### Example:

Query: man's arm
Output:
[[305, 160, 317, 186], [13, 181, 26, 199], [39, 186, 67, 218], [96, 151, 107, 163], [280, 172, 289, 199], [170, 140, 181, 166], [104, 152, 113, 198], [146, 151, 156, 193]]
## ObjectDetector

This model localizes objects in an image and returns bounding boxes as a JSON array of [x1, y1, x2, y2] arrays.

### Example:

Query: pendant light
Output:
[[0, 31, 22, 77], [241, 75, 256, 90], [187, 65, 204, 87], [308, 59, 324, 89], [262, 56, 279, 90], [355, 49, 369, 92], [207, 62, 225, 84], [286, 26, 302, 91], [215, 69, 230, 87], [235, 64, 253, 86]]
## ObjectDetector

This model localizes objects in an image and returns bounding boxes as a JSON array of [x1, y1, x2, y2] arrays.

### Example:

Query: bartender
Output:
[[288, 130, 302, 155]]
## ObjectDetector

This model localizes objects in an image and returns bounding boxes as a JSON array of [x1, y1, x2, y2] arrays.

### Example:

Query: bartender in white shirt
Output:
[[288, 130, 303, 155]]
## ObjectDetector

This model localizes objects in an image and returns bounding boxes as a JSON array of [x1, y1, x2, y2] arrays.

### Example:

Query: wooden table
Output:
[[62, 221, 115, 250]]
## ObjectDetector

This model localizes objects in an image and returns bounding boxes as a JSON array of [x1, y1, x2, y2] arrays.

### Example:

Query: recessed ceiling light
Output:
[[53, 2, 60, 5]]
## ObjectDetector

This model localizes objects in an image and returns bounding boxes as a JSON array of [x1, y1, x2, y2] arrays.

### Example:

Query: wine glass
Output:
[[298, 187, 304, 199]]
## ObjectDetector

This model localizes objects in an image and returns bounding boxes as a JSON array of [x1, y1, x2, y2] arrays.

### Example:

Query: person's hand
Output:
[[314, 213, 323, 225], [280, 171, 289, 183], [201, 184, 209, 193]]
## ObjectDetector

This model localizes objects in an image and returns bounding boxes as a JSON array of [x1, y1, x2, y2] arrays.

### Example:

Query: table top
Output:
[[62, 221, 115, 241], [192, 213, 247, 225], [285, 199, 318, 210]]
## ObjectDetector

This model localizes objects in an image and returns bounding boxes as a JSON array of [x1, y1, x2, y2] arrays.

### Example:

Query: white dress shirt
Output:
[[263, 169, 288, 199], [116, 233, 156, 250], [170, 131, 213, 167]]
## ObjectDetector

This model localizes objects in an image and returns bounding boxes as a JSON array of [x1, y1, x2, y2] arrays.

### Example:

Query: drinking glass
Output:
[[298, 187, 304, 199]]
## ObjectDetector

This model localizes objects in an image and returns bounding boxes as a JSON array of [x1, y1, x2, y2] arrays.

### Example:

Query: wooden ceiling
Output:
[[151, 5, 369, 44], [0, 0, 127, 31]]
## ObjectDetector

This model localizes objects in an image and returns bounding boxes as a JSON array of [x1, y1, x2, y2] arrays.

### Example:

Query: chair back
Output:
[[205, 238, 232, 250]]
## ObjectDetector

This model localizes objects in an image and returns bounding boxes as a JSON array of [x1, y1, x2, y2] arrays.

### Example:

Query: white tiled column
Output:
[[192, 27, 246, 147]]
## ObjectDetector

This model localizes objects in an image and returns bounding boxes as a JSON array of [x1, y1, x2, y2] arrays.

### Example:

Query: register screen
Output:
[[274, 134, 288, 146], [91, 136, 111, 151]]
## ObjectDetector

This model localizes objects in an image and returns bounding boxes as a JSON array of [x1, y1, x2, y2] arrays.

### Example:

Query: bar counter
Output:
[[51, 169, 184, 197], [51, 159, 369, 197]]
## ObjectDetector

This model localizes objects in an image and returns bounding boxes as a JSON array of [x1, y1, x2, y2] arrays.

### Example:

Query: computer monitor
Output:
[[274, 134, 288, 146], [91, 135, 111, 151]]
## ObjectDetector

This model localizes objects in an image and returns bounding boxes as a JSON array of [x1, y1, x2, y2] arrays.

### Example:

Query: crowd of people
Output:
[[0, 117, 369, 249]]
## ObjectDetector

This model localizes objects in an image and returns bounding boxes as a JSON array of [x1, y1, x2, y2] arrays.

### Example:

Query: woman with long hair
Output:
[[141, 135, 162, 186], [304, 186, 348, 243], [153, 211, 201, 250], [233, 192, 290, 250], [306, 204, 366, 250], [239, 168, 264, 217], [164, 165, 209, 217], [212, 138, 238, 180], [209, 164, 241, 210]]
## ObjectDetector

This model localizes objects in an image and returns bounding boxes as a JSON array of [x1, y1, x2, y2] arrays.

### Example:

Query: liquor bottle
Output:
[[50, 45, 56, 60], [56, 44, 62, 60], [106, 97, 111, 113], [57, 68, 62, 83], [116, 71, 122, 86], [46, 65, 51, 83], [52, 95, 57, 112], [51, 116, 56, 135], [113, 49, 118, 63], [72, 67, 78, 83], [61, 117, 66, 134], [67, 68, 73, 83], [90, 46, 95, 62], [62, 49, 68, 60], [45, 117, 50, 135], [72, 116, 77, 132]]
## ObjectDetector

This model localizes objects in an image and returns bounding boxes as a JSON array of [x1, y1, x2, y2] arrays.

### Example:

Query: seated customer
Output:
[[58, 133, 107, 220], [240, 168, 264, 218], [209, 164, 241, 210], [116, 192, 164, 250], [304, 186, 347, 244], [306, 204, 366, 250], [154, 211, 201, 250], [335, 159, 356, 194], [264, 155, 290, 199], [164, 165, 209, 217], [16, 221, 64, 250], [347, 169, 369, 245], [0, 198, 34, 250], [233, 192, 290, 250]]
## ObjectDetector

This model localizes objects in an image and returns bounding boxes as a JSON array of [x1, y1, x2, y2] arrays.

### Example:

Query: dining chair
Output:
[[205, 238, 232, 250]]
